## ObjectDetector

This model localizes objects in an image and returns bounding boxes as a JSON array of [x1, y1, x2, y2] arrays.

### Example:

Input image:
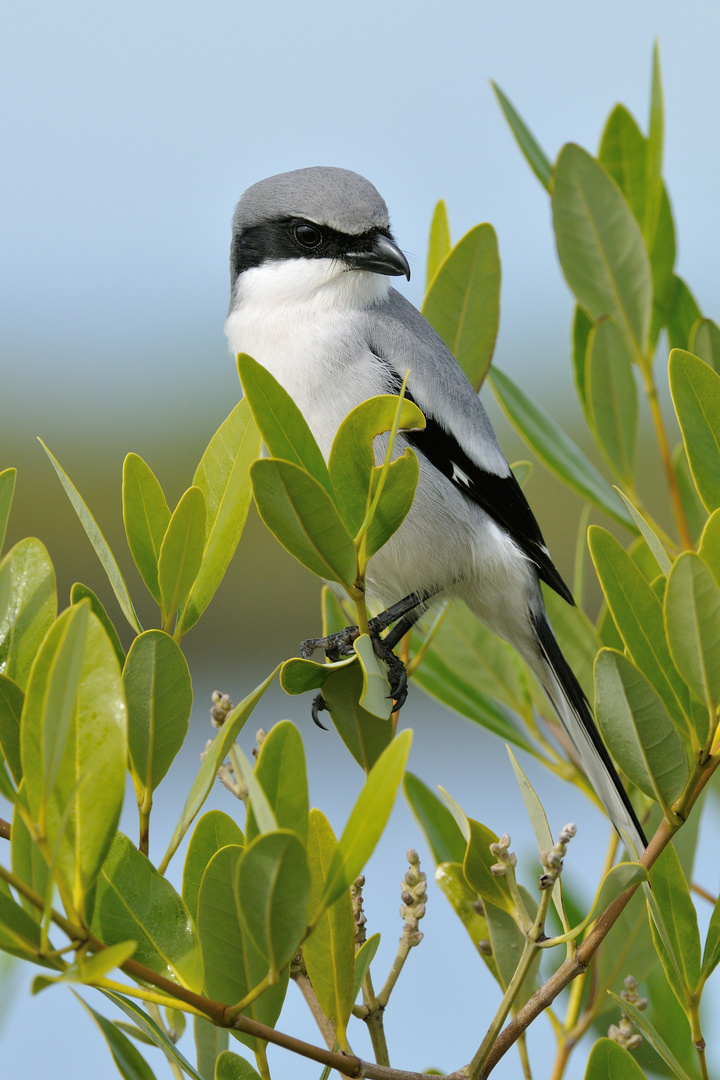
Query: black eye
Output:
[[294, 223, 322, 248]]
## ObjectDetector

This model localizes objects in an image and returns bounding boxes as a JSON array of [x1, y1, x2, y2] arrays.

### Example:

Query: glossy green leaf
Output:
[[230, 747, 277, 835], [463, 819, 513, 914], [541, 585, 600, 703], [237, 353, 331, 496], [73, 993, 157, 1080], [70, 582, 126, 668], [0, 674, 23, 784], [699, 508, 720, 587], [124, 630, 192, 794], [595, 649, 688, 809], [246, 721, 309, 846], [0, 759, 15, 803], [302, 810, 354, 1048], [237, 829, 310, 978], [649, 842, 701, 997], [403, 773, 466, 865], [365, 448, 420, 560], [583, 1038, 647, 1080], [0, 537, 57, 691], [280, 652, 356, 694], [320, 658, 393, 772], [0, 468, 16, 557], [615, 492, 671, 576], [215, 1051, 262, 1080], [34, 940, 139, 992], [0, 885, 44, 961], [122, 453, 171, 606], [553, 862, 647, 944], [644, 42, 664, 245], [489, 367, 635, 530], [411, 598, 535, 752], [11, 808, 50, 923], [195, 1015, 228, 1080], [507, 749, 567, 927], [552, 144, 652, 359], [39, 440, 142, 634], [251, 459, 356, 587], [593, 887, 657, 1016], [158, 486, 207, 625], [700, 890, 720, 985], [598, 104, 647, 225], [434, 863, 493, 965], [485, 887, 540, 1005], [422, 223, 501, 390], [586, 317, 638, 481], [182, 811, 244, 925], [667, 275, 702, 351], [328, 395, 424, 537], [160, 668, 276, 874], [665, 552, 720, 723], [180, 398, 261, 635], [321, 730, 412, 910], [425, 199, 451, 289], [689, 317, 720, 374], [196, 845, 288, 1053], [353, 633, 391, 721], [589, 526, 691, 734], [491, 82, 552, 190], [669, 349, 720, 513], [99, 990, 205, 1080], [92, 832, 203, 992], [21, 606, 126, 919], [352, 932, 381, 999], [572, 305, 593, 412], [672, 443, 707, 543], [649, 184, 677, 341], [607, 992, 694, 1080]]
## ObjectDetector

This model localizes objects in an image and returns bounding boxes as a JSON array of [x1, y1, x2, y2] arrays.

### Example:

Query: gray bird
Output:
[[225, 165, 646, 855]]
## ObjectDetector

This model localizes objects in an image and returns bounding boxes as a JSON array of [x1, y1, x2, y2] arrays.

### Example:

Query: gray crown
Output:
[[232, 167, 390, 236]]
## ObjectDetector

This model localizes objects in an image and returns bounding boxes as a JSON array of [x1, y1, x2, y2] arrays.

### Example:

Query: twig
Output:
[[0, 818, 10, 841]]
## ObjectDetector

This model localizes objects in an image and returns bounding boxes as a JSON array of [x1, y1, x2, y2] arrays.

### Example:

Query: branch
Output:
[[0, 818, 10, 841]]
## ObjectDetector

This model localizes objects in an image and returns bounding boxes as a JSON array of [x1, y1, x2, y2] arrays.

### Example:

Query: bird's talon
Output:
[[311, 693, 329, 730]]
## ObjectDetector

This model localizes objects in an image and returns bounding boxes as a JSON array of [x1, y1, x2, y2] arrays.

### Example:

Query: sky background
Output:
[[2, 2, 720, 1078]]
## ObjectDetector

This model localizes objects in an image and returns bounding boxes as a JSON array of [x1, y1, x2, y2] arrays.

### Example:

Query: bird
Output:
[[224, 165, 646, 855]]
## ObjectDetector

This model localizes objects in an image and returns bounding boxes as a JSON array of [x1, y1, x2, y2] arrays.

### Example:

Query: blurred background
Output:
[[2, 2, 720, 1077]]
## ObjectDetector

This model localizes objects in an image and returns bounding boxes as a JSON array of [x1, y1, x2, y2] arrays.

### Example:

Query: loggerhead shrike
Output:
[[225, 166, 646, 854]]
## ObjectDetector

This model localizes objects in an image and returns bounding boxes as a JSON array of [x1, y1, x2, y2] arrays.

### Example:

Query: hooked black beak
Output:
[[345, 233, 411, 280]]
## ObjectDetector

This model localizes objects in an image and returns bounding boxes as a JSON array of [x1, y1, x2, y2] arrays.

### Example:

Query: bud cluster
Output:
[[608, 975, 646, 1050], [399, 849, 427, 947], [253, 728, 267, 758], [490, 834, 517, 877], [210, 690, 233, 728], [351, 875, 367, 948], [539, 823, 577, 890]]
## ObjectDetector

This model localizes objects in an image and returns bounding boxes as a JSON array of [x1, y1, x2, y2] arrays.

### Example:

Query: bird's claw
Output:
[[300, 625, 359, 662], [301, 623, 409, 719], [311, 693, 329, 730]]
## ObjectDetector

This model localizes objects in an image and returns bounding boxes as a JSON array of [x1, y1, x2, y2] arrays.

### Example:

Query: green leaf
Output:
[[485, 888, 540, 1005], [689, 317, 720, 374], [425, 199, 451, 289], [553, 862, 647, 944], [354, 634, 392, 721], [669, 348, 720, 513], [463, 819, 513, 914], [195, 1015, 229, 1080], [699, 507, 720, 588], [321, 730, 412, 910], [701, 890, 720, 985], [607, 992, 694, 1080], [124, 630, 192, 795], [0, 884, 45, 961], [11, 807, 50, 923], [236, 829, 310, 978], [327, 395, 424, 537], [0, 468, 16, 557], [34, 940, 139, 991], [38, 440, 142, 634], [352, 932, 380, 999], [237, 353, 331, 496], [122, 453, 171, 606], [586, 317, 638, 482], [649, 184, 677, 342], [70, 582, 126, 668], [21, 606, 126, 919], [183, 811, 244, 925], [421, 223, 501, 390], [665, 552, 720, 726], [667, 276, 702, 352], [92, 832, 203, 992], [583, 1038, 647, 1080], [434, 863, 493, 965], [246, 721, 309, 846], [403, 773, 466, 865], [595, 649, 688, 810], [160, 669, 276, 874], [644, 41, 664, 246], [158, 486, 207, 625], [489, 367, 635, 530], [196, 845, 288, 1053], [598, 104, 647, 225], [614, 492, 671, 576], [251, 459, 356, 587], [649, 842, 701, 1000], [320, 659, 394, 773], [411, 599, 535, 752], [280, 652, 356, 695], [179, 398, 261, 635], [541, 584, 600, 703], [589, 526, 691, 734], [0, 537, 57, 691], [364, 449, 420, 561], [302, 810, 354, 1049], [215, 1051, 262, 1080], [552, 143, 652, 359], [572, 305, 593, 412], [230, 747, 278, 835], [491, 82, 552, 190], [99, 989, 206, 1080], [73, 993, 157, 1080], [673, 443, 707, 543], [0, 674, 23, 784]]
